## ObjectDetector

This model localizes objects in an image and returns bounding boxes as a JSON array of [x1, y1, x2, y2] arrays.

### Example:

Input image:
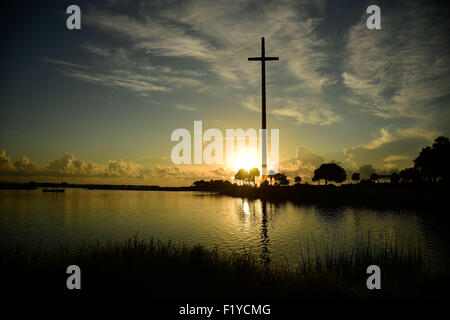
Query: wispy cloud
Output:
[[40, 58, 91, 69], [175, 104, 198, 111], [55, 0, 339, 116], [33, 0, 449, 174], [243, 96, 341, 126], [342, 2, 450, 121]]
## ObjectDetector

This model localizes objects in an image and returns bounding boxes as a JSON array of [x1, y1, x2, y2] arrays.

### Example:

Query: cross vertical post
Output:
[[248, 37, 279, 183]]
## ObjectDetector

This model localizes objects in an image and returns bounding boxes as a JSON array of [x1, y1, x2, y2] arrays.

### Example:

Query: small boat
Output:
[[42, 188, 65, 193]]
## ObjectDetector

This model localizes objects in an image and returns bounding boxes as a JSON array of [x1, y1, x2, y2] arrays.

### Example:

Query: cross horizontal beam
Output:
[[248, 57, 279, 61]]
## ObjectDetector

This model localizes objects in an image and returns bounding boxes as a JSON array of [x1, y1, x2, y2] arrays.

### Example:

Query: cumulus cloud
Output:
[[45, 153, 144, 178], [0, 150, 236, 186], [280, 146, 325, 181], [0, 150, 38, 176], [0, 151, 142, 179]]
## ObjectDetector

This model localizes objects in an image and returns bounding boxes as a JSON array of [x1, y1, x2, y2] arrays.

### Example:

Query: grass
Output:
[[1, 234, 448, 299]]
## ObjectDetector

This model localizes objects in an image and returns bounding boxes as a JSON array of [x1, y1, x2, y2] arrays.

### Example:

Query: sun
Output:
[[230, 149, 259, 172]]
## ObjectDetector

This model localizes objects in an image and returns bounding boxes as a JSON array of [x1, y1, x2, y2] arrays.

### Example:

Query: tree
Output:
[[312, 163, 347, 185], [274, 172, 289, 186], [234, 169, 249, 185], [351, 173, 360, 183], [248, 168, 260, 187], [390, 172, 400, 184], [370, 172, 379, 182], [399, 167, 420, 183], [294, 176, 302, 185], [193, 180, 208, 188], [414, 136, 450, 182]]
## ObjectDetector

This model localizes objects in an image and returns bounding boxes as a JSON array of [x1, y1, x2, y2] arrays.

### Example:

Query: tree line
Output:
[[313, 136, 449, 185], [193, 136, 449, 188]]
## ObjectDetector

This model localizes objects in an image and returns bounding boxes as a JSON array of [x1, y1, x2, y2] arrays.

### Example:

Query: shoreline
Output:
[[1, 181, 448, 211], [217, 183, 449, 211]]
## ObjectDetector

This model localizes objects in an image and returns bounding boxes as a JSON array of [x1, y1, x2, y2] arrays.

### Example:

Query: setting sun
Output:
[[230, 149, 259, 172]]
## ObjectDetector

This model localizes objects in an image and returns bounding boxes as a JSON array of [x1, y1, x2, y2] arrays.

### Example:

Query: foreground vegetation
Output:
[[2, 235, 448, 299]]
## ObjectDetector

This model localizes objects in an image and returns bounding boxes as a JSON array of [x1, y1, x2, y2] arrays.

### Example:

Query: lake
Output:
[[1, 189, 449, 272]]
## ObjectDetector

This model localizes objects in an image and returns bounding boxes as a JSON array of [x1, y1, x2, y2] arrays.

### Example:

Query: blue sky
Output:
[[0, 0, 449, 185]]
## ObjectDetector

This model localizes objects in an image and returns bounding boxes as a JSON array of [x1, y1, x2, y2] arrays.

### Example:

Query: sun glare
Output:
[[230, 149, 259, 172]]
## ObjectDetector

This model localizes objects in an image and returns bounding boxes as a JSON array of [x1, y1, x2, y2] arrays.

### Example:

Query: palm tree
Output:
[[235, 169, 249, 185], [249, 168, 260, 186]]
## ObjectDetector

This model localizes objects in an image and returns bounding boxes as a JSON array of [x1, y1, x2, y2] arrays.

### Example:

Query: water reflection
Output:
[[235, 198, 277, 265], [1, 190, 449, 272], [260, 200, 270, 265]]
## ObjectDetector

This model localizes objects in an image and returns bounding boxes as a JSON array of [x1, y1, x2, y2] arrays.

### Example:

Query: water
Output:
[[1, 189, 449, 271]]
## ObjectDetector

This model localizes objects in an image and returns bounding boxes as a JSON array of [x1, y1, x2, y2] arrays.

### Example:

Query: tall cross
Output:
[[248, 37, 279, 180]]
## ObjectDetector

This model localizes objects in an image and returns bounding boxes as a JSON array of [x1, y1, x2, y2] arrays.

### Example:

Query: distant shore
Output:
[[217, 183, 449, 210], [0, 181, 195, 191], [1, 181, 448, 211]]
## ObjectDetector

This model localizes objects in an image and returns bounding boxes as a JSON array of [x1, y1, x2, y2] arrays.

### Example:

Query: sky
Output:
[[0, 0, 449, 186]]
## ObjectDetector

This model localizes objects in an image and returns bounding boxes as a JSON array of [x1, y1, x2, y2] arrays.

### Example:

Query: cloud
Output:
[[44, 153, 143, 178], [147, 164, 235, 181], [0, 150, 38, 176], [40, 0, 341, 123], [175, 104, 198, 111], [0, 151, 143, 179], [280, 146, 325, 181], [357, 164, 378, 180], [40, 58, 91, 69], [342, 2, 450, 121], [58, 69, 171, 93], [0, 150, 236, 186], [243, 96, 341, 126], [343, 127, 440, 171]]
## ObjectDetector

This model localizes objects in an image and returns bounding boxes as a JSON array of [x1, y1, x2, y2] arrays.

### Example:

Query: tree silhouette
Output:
[[193, 180, 207, 188], [234, 169, 249, 185], [294, 176, 302, 185], [273, 172, 289, 186], [390, 172, 400, 184], [248, 167, 260, 186], [370, 172, 379, 183], [414, 136, 450, 182], [312, 163, 347, 185], [399, 167, 420, 183], [351, 173, 360, 183]]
